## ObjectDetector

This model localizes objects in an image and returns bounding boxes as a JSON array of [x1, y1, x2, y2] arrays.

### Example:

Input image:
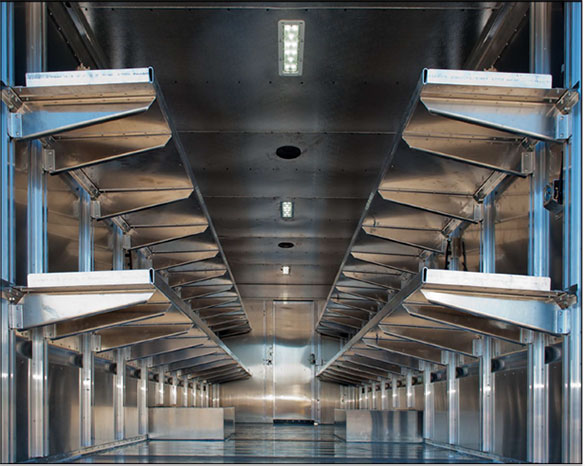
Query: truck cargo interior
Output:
[[0, 1, 582, 463]]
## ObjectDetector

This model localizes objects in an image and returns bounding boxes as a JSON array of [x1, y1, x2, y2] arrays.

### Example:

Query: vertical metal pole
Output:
[[182, 376, 189, 407], [562, 3, 582, 462], [481, 192, 496, 274], [191, 381, 197, 407], [370, 382, 376, 409], [79, 335, 95, 447], [406, 370, 414, 409], [479, 337, 494, 452], [380, 379, 388, 410], [114, 348, 126, 440], [443, 351, 459, 445], [1, 3, 16, 462], [137, 359, 148, 435], [169, 374, 177, 406], [113, 226, 124, 271], [391, 377, 399, 409], [79, 190, 94, 448], [214, 384, 220, 407], [423, 363, 434, 440], [527, 3, 551, 462], [156, 367, 165, 405], [26, 2, 48, 458], [29, 328, 48, 458], [445, 235, 462, 447], [479, 191, 496, 453]]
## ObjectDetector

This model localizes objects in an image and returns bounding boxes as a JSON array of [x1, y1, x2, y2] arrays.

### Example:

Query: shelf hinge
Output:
[[521, 151, 535, 175], [42, 148, 56, 172], [0, 278, 23, 303], [7, 113, 22, 138], [556, 284, 578, 310], [9, 304, 23, 330], [90, 200, 101, 219], [1, 84, 22, 112], [555, 89, 579, 115]]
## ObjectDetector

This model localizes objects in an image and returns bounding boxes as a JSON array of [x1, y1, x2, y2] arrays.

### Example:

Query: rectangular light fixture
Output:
[[281, 265, 291, 275], [278, 20, 305, 76], [280, 200, 294, 219]]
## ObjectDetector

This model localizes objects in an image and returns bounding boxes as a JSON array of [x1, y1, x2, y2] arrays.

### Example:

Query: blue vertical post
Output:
[[562, 2, 582, 462]]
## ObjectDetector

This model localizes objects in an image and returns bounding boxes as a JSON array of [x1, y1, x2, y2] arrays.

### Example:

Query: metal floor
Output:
[[76, 424, 493, 463]]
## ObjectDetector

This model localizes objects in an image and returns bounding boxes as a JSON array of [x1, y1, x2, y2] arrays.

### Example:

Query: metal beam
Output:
[[113, 348, 127, 440], [150, 346, 218, 367], [562, 3, 582, 462], [128, 333, 208, 360], [26, 3, 48, 458], [464, 2, 529, 71], [0, 2, 16, 461], [137, 359, 148, 434], [46, 2, 108, 69], [527, 4, 551, 462]]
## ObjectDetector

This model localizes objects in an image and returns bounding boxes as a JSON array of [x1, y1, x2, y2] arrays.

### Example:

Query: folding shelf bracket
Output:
[[8, 269, 252, 380], [318, 267, 574, 384], [2, 67, 253, 339], [317, 68, 580, 343], [12, 269, 158, 330]]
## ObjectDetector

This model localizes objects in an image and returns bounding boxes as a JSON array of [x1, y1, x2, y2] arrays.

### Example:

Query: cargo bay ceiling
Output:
[[57, 2, 506, 301]]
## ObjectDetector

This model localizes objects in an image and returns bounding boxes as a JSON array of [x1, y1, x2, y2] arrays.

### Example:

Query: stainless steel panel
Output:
[[149, 407, 230, 440], [220, 301, 272, 423], [458, 374, 480, 451], [125, 375, 138, 438], [147, 380, 157, 407], [94, 370, 115, 445], [221, 300, 341, 423], [273, 301, 313, 421], [397, 387, 407, 410], [413, 384, 424, 411], [336, 409, 423, 442], [46, 174, 80, 274], [494, 176, 530, 275], [48, 363, 80, 456], [432, 380, 448, 444], [494, 367, 527, 461], [319, 381, 341, 425]]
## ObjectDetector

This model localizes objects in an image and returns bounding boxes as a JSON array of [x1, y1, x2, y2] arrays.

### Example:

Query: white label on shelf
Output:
[[26, 67, 153, 87], [27, 269, 154, 288], [423, 68, 552, 89]]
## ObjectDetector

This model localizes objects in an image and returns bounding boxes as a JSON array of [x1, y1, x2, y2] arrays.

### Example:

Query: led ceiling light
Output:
[[281, 265, 291, 275], [280, 200, 294, 219], [278, 20, 305, 76]]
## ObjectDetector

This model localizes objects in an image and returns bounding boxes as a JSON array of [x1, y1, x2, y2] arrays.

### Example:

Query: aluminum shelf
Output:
[[318, 268, 572, 385], [10, 269, 251, 383], [317, 68, 578, 340], [2, 67, 252, 342]]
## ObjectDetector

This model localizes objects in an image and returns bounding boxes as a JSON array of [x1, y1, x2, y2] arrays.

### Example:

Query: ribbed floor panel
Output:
[[76, 424, 493, 463]]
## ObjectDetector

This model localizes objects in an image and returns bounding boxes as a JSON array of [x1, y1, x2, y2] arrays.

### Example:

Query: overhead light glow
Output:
[[278, 20, 305, 76], [281, 265, 291, 275], [280, 200, 294, 219]]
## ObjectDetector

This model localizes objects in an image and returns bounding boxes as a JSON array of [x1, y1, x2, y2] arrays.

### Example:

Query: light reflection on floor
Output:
[[76, 423, 493, 463]]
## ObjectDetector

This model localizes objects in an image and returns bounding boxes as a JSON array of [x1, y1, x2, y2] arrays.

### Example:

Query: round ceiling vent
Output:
[[276, 146, 301, 160], [278, 242, 295, 249]]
